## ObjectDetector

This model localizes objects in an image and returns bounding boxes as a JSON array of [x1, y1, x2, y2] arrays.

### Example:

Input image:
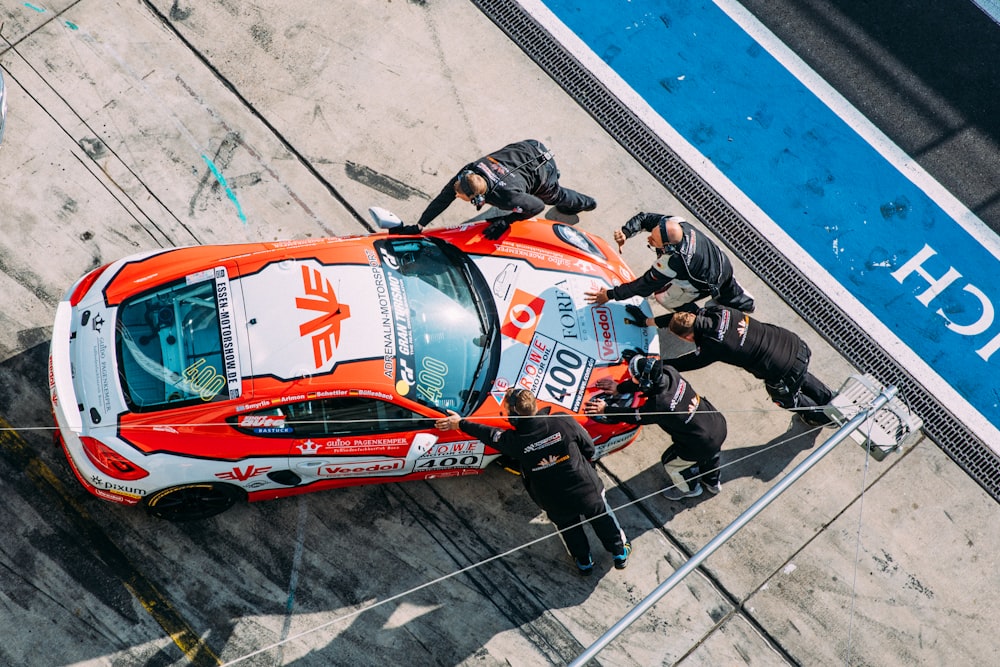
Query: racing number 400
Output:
[[416, 356, 449, 404], [543, 347, 584, 403]]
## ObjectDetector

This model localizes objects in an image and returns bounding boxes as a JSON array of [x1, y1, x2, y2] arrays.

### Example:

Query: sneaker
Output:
[[798, 411, 832, 428], [703, 479, 721, 495], [613, 543, 632, 570], [575, 554, 594, 576], [662, 481, 703, 500], [556, 196, 597, 215]]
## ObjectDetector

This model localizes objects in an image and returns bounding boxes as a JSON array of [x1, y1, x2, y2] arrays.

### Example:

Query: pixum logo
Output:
[[297, 265, 351, 368]]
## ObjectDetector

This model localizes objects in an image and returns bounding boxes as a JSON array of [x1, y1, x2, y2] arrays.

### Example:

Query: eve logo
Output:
[[892, 243, 1000, 361], [297, 265, 351, 368]]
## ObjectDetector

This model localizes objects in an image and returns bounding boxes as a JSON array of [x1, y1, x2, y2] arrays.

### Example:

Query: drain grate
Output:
[[473, 0, 1000, 503]]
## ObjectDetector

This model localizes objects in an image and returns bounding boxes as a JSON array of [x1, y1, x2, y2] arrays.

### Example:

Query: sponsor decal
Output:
[[490, 376, 511, 405], [316, 458, 406, 478], [91, 313, 105, 333], [216, 464, 273, 482], [91, 475, 145, 499], [502, 289, 545, 344], [365, 248, 396, 381], [591, 306, 618, 361], [214, 267, 242, 399], [492, 263, 517, 301], [517, 333, 595, 411], [592, 428, 639, 459], [95, 335, 112, 413], [553, 279, 582, 340], [532, 454, 569, 471], [297, 439, 321, 455], [239, 415, 287, 429], [297, 264, 351, 369], [414, 440, 486, 476]]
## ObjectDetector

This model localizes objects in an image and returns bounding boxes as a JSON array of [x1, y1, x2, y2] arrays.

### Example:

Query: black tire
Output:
[[144, 482, 245, 521]]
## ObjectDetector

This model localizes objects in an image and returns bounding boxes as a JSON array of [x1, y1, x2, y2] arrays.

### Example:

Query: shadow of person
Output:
[[718, 417, 826, 486]]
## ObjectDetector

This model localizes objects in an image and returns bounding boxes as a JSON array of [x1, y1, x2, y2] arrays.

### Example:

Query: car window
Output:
[[231, 397, 424, 437], [117, 269, 236, 411], [377, 238, 498, 414]]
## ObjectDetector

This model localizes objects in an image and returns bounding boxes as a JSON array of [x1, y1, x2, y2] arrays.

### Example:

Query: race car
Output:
[[49, 212, 658, 520]]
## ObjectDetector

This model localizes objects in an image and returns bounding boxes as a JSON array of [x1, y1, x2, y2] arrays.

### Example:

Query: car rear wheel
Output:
[[144, 482, 246, 521]]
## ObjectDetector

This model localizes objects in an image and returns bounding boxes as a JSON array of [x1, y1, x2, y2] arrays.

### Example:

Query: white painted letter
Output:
[[891, 244, 962, 306]]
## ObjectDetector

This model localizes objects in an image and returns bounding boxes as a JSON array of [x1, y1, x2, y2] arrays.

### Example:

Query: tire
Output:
[[144, 482, 245, 521]]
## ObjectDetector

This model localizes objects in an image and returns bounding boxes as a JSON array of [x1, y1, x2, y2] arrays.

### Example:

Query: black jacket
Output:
[[456, 408, 604, 513], [607, 213, 732, 301], [665, 304, 800, 382], [602, 365, 727, 447], [417, 140, 555, 228]]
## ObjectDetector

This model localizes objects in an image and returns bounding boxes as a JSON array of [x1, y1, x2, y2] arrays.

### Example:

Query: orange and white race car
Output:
[[49, 214, 657, 520]]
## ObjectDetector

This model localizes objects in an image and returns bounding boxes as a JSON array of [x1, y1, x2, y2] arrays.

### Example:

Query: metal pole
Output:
[[570, 386, 898, 667]]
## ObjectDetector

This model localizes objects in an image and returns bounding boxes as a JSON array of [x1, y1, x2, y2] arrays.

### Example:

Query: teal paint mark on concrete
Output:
[[201, 155, 248, 224]]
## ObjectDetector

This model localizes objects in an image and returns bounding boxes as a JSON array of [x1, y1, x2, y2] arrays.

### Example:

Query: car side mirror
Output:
[[368, 206, 403, 230]]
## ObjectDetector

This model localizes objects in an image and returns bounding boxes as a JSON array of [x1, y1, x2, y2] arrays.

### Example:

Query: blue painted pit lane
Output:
[[535, 0, 1000, 444]]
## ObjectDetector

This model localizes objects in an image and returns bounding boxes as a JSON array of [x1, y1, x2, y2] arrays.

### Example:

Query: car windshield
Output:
[[116, 268, 238, 411], [377, 237, 498, 414]]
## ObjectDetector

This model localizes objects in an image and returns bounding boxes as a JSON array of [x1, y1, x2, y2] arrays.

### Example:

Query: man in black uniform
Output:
[[403, 139, 597, 240], [584, 355, 728, 499], [652, 304, 834, 427], [584, 212, 754, 313], [435, 388, 630, 575]]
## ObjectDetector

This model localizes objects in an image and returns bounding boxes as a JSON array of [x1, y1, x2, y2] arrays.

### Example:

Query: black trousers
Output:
[[546, 489, 626, 561], [765, 341, 834, 422]]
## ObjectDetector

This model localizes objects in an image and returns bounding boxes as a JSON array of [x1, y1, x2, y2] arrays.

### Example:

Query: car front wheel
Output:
[[144, 482, 246, 521]]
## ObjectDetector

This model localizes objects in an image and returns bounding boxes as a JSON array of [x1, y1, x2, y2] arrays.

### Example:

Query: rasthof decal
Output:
[[297, 264, 351, 369], [502, 288, 546, 344]]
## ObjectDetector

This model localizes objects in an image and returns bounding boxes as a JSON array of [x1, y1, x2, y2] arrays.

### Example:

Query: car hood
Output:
[[469, 251, 657, 413]]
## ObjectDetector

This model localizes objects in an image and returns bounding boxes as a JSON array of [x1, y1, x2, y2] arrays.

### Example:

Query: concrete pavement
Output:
[[0, 1, 997, 665]]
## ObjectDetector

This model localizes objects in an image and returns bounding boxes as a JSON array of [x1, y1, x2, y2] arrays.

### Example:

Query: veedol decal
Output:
[[315, 458, 407, 478], [590, 306, 619, 361]]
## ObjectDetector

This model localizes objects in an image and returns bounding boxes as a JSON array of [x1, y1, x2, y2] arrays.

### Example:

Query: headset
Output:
[[457, 147, 555, 212], [458, 170, 486, 210], [657, 216, 721, 298], [628, 354, 663, 393]]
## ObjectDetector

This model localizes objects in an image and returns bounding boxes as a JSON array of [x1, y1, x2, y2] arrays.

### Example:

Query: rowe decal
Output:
[[297, 265, 351, 368], [501, 289, 545, 344]]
